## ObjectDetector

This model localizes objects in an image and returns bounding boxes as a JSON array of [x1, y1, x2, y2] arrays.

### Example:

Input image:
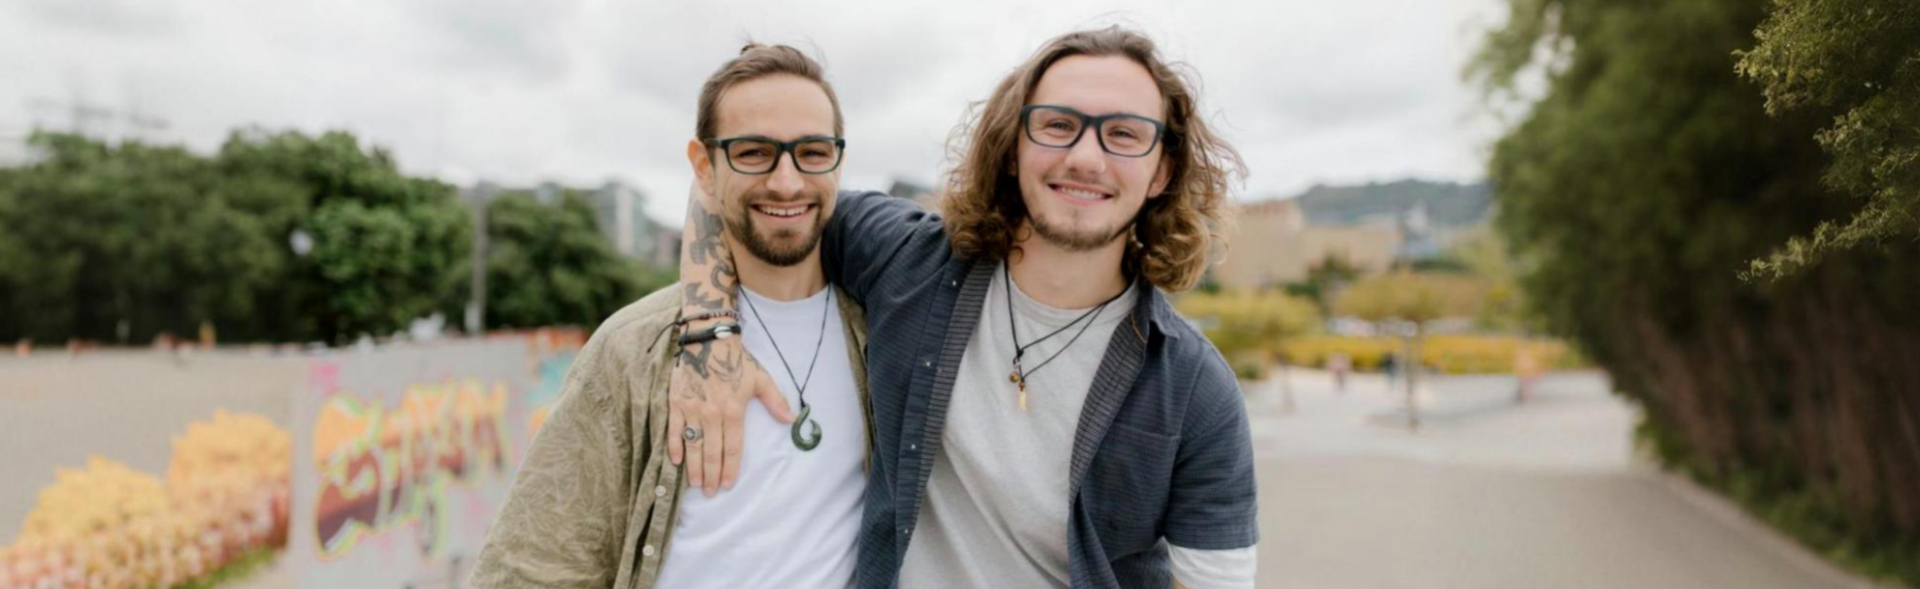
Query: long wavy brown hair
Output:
[[941, 26, 1246, 292]]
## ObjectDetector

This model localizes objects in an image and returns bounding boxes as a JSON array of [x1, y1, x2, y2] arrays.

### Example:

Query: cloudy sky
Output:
[[0, 0, 1511, 225]]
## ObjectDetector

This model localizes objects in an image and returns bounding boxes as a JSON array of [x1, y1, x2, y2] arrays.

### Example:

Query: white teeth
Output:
[[755, 205, 808, 217], [1059, 187, 1106, 200]]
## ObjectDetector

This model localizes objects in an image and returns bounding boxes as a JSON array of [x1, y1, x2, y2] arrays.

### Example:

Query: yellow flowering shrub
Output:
[[1, 411, 290, 589], [1281, 335, 1586, 374]]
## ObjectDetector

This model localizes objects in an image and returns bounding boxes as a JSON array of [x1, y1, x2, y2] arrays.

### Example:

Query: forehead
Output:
[[1029, 55, 1164, 120], [713, 74, 837, 139]]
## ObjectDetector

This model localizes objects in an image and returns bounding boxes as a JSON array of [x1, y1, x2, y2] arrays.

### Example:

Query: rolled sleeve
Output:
[[1164, 354, 1259, 550]]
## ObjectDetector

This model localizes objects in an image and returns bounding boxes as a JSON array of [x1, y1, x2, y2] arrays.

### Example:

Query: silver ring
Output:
[[682, 427, 704, 443]]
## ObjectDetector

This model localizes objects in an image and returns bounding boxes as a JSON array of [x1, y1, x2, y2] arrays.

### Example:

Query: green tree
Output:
[[0, 129, 472, 345], [1336, 270, 1484, 428], [480, 190, 649, 330], [1447, 228, 1536, 332], [212, 129, 471, 343], [1284, 253, 1362, 317], [0, 133, 292, 344], [1471, 0, 1920, 581], [1736, 0, 1920, 279]]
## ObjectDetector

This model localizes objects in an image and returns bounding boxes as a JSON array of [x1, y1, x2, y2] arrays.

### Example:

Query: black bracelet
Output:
[[676, 321, 742, 346], [674, 310, 741, 327]]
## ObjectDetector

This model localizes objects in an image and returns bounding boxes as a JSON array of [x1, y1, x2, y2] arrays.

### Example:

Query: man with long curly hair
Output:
[[669, 27, 1258, 589]]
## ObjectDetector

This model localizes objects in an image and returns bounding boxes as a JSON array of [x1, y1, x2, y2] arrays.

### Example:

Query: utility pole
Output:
[[25, 97, 169, 139], [464, 184, 495, 337]]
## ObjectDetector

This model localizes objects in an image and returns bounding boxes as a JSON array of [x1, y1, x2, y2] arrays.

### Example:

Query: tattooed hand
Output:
[[668, 181, 790, 498]]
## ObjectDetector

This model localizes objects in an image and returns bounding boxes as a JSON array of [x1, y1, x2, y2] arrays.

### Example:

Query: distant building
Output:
[[466, 181, 679, 269], [1211, 198, 1401, 291], [578, 182, 679, 269], [887, 178, 941, 210]]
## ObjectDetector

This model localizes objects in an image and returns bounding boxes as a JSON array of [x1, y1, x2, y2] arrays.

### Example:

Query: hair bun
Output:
[[739, 42, 765, 55]]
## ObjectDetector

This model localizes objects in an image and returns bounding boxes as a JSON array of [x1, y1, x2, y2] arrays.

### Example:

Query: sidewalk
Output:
[[1247, 369, 1892, 589]]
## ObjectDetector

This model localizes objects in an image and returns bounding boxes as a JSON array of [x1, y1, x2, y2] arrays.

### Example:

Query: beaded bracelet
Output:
[[674, 310, 741, 327], [675, 321, 742, 346]]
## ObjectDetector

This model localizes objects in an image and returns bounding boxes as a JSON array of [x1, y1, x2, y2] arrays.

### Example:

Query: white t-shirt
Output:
[[898, 264, 1254, 589], [653, 286, 865, 589]]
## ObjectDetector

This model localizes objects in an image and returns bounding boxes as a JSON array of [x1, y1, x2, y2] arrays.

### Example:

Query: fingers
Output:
[[683, 410, 708, 491], [720, 400, 746, 490], [700, 404, 725, 497], [667, 401, 686, 466], [754, 372, 794, 425]]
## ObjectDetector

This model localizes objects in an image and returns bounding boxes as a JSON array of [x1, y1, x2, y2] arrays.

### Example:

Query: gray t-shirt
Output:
[[897, 263, 1136, 589]]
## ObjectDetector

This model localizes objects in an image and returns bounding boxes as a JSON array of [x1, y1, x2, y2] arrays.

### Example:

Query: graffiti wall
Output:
[[287, 333, 580, 589]]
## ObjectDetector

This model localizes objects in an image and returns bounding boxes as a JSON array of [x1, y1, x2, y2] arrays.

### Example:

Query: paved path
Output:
[[1246, 369, 1886, 589]]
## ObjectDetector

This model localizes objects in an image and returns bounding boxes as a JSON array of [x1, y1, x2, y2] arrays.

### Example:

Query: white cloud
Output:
[[0, 0, 1508, 225]]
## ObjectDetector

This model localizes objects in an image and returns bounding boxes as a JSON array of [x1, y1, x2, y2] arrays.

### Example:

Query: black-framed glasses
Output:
[[1020, 105, 1165, 158], [702, 135, 846, 175]]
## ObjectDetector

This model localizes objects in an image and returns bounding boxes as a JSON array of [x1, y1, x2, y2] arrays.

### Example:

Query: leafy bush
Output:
[[1176, 290, 1320, 380]]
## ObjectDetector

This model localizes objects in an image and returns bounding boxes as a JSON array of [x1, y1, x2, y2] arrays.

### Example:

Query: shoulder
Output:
[[569, 287, 682, 400], [1149, 294, 1245, 434], [835, 189, 949, 242]]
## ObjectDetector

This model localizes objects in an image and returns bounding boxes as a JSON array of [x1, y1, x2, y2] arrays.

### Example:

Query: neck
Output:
[[731, 238, 827, 302], [1007, 222, 1130, 309]]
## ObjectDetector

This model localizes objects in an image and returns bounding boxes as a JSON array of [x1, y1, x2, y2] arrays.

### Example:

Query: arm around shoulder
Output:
[[820, 189, 950, 303]]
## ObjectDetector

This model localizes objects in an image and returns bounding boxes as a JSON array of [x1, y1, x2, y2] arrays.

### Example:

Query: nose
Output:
[[766, 150, 805, 196], [1063, 128, 1108, 176]]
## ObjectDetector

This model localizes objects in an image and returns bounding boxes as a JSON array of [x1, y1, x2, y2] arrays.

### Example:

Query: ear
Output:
[[687, 139, 715, 186], [1146, 154, 1173, 200]]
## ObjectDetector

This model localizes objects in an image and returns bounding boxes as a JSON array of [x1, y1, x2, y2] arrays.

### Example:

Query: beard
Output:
[[1028, 207, 1134, 252], [726, 189, 829, 267]]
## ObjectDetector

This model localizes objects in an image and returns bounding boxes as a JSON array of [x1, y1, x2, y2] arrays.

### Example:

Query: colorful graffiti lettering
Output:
[[524, 351, 575, 441], [309, 379, 510, 559]]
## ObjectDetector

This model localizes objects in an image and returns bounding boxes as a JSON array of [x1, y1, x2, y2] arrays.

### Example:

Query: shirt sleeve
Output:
[[1165, 349, 1260, 549], [1171, 545, 1257, 589], [469, 335, 635, 589], [819, 189, 948, 305]]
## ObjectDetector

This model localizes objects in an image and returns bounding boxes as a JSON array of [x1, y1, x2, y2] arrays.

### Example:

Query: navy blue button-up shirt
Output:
[[822, 191, 1258, 589]]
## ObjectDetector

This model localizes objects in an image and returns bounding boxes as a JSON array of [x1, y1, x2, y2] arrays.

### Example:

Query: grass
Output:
[[173, 547, 277, 589]]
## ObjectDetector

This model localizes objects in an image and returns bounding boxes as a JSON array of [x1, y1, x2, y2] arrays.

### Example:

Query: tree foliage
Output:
[[481, 190, 656, 330], [1334, 270, 1483, 329], [0, 130, 660, 345], [1471, 0, 1920, 581], [1736, 0, 1920, 279]]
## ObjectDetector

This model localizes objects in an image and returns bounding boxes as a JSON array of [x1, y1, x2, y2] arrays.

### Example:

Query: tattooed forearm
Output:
[[681, 195, 737, 313], [676, 182, 744, 387]]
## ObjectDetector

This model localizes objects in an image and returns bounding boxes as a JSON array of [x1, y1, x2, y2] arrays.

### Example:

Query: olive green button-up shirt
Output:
[[469, 286, 869, 589]]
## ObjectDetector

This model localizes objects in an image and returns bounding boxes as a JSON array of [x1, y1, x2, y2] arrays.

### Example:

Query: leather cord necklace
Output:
[[741, 288, 832, 450], [1004, 263, 1127, 411]]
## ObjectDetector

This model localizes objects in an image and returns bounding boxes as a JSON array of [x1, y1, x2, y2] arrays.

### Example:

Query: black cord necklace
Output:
[[1004, 263, 1128, 411], [741, 287, 832, 451]]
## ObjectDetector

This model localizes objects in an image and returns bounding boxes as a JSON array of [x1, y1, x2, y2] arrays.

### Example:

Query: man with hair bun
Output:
[[471, 42, 871, 589]]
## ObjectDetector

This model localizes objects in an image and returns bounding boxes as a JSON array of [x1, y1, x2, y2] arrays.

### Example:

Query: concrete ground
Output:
[[1246, 369, 1889, 589]]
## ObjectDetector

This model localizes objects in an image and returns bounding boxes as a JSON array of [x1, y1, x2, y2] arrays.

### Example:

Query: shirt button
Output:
[[949, 280, 958, 287], [923, 360, 932, 367], [909, 443, 917, 451], [654, 485, 667, 498], [642, 544, 656, 557]]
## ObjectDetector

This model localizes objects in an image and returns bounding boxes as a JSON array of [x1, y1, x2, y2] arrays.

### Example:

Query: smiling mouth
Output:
[[751, 203, 815, 218], [1050, 183, 1113, 203]]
